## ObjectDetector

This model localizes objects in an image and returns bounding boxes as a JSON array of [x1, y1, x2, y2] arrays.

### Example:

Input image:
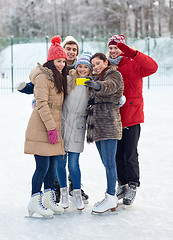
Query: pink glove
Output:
[[48, 128, 58, 144], [117, 42, 137, 58]]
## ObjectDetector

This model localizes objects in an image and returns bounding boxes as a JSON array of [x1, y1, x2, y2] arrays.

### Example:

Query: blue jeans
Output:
[[57, 152, 81, 189], [95, 139, 118, 196], [32, 155, 58, 195]]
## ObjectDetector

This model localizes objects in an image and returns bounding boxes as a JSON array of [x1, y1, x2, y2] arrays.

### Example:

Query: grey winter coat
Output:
[[87, 66, 124, 143], [62, 78, 88, 153]]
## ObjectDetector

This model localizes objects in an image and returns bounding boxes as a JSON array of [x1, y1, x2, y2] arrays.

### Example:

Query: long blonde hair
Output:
[[68, 68, 92, 94]]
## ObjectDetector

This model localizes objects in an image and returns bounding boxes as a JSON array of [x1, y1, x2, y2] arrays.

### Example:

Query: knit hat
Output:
[[75, 52, 93, 71], [47, 35, 67, 61], [108, 34, 125, 46], [62, 36, 80, 55]]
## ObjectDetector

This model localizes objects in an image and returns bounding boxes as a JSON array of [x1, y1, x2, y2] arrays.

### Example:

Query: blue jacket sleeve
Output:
[[19, 82, 34, 94]]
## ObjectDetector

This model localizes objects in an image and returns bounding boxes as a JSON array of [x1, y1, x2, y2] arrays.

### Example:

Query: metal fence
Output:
[[0, 36, 173, 92], [0, 64, 173, 93]]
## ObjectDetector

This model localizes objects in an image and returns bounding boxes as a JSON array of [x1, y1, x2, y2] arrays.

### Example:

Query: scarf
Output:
[[107, 55, 123, 66], [67, 58, 77, 74]]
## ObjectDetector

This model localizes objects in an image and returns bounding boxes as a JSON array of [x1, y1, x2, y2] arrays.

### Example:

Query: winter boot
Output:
[[69, 180, 89, 204], [60, 187, 69, 209], [28, 192, 53, 218], [43, 189, 64, 214], [116, 180, 128, 200], [54, 180, 60, 203], [123, 181, 137, 205], [72, 189, 85, 210], [92, 193, 118, 214]]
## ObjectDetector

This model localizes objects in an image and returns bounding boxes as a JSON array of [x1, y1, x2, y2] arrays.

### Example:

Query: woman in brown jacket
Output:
[[25, 36, 67, 218], [85, 53, 124, 214]]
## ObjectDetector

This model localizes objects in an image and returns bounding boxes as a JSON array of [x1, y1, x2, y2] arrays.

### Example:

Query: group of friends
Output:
[[16, 34, 158, 218]]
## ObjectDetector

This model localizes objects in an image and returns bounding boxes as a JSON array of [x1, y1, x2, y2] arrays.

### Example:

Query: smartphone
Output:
[[76, 78, 88, 85]]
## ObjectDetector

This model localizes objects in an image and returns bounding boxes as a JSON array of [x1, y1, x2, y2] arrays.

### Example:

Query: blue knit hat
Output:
[[75, 52, 93, 71]]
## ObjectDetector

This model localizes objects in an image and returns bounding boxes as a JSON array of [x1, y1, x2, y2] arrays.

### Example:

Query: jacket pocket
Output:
[[74, 117, 86, 142], [123, 97, 142, 107]]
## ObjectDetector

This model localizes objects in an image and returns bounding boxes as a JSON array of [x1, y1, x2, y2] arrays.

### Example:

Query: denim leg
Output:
[[57, 154, 67, 188], [68, 152, 81, 189], [44, 155, 59, 190], [96, 139, 117, 196], [32, 155, 50, 195]]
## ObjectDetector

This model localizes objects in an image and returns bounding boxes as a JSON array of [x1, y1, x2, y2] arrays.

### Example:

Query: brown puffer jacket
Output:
[[87, 66, 124, 143], [24, 63, 65, 156]]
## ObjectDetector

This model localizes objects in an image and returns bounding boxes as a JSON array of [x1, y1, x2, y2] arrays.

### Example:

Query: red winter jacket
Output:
[[117, 51, 158, 128]]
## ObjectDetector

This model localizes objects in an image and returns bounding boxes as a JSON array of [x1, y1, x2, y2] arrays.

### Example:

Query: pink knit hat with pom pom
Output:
[[47, 35, 67, 61]]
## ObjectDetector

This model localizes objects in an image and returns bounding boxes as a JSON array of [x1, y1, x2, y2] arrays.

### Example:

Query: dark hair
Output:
[[43, 60, 67, 98], [90, 52, 111, 66], [64, 41, 79, 55]]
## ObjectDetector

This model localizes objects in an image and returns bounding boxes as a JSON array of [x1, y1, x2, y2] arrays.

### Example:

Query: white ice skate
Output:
[[43, 189, 64, 215], [72, 189, 85, 210], [27, 192, 53, 219], [60, 187, 69, 209], [92, 193, 118, 214]]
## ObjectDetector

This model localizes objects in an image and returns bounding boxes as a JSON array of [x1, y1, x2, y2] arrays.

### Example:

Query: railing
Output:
[[0, 65, 173, 93], [0, 37, 173, 92]]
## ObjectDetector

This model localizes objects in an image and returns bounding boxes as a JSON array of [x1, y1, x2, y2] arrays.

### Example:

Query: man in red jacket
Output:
[[107, 35, 158, 205]]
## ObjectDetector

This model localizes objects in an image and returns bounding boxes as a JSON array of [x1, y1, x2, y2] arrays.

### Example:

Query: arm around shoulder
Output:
[[15, 81, 34, 94]]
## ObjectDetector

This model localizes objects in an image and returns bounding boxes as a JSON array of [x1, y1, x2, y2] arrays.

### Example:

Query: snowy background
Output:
[[0, 38, 173, 240], [0, 37, 173, 90]]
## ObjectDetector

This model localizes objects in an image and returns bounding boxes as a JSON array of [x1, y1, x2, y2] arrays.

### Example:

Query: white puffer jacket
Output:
[[62, 75, 88, 153]]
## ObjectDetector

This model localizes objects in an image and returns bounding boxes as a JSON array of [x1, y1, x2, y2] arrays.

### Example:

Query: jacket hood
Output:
[[29, 62, 55, 85]]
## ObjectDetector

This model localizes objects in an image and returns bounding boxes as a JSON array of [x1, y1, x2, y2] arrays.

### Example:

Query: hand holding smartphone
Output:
[[76, 78, 88, 85]]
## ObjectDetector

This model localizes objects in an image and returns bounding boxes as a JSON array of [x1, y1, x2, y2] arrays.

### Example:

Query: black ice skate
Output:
[[54, 180, 60, 203], [116, 180, 127, 200], [123, 181, 137, 205]]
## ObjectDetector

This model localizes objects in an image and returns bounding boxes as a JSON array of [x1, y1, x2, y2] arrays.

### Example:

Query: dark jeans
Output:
[[116, 124, 141, 187], [32, 155, 58, 195], [96, 139, 118, 195]]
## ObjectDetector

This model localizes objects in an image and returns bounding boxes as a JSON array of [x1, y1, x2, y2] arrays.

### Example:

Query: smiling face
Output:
[[76, 64, 91, 77], [64, 43, 78, 64], [91, 57, 108, 74], [108, 44, 122, 59], [53, 58, 66, 72]]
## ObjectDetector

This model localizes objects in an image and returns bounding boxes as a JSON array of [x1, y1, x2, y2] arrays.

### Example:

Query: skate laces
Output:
[[74, 191, 83, 204], [38, 192, 48, 210], [50, 190, 58, 206], [125, 187, 136, 200], [61, 190, 68, 203], [94, 195, 107, 207], [117, 184, 126, 195]]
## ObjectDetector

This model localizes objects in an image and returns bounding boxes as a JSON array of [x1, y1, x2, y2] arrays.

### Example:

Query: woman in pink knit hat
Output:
[[25, 35, 67, 218]]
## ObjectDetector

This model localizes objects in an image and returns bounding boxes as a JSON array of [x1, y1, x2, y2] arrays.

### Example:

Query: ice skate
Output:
[[54, 180, 60, 203], [92, 193, 118, 214], [116, 181, 128, 200], [69, 180, 89, 204], [27, 192, 53, 218], [72, 189, 85, 210], [43, 189, 64, 214], [123, 182, 137, 205], [60, 187, 69, 209]]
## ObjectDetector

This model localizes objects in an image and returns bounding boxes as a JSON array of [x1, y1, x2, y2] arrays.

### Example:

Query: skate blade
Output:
[[25, 215, 53, 219]]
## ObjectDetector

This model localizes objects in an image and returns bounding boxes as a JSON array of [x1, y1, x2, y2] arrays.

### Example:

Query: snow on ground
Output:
[[0, 87, 173, 240]]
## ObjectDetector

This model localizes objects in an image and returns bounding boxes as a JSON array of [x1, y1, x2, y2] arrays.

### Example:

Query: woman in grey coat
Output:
[[85, 52, 124, 214], [57, 52, 92, 210]]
